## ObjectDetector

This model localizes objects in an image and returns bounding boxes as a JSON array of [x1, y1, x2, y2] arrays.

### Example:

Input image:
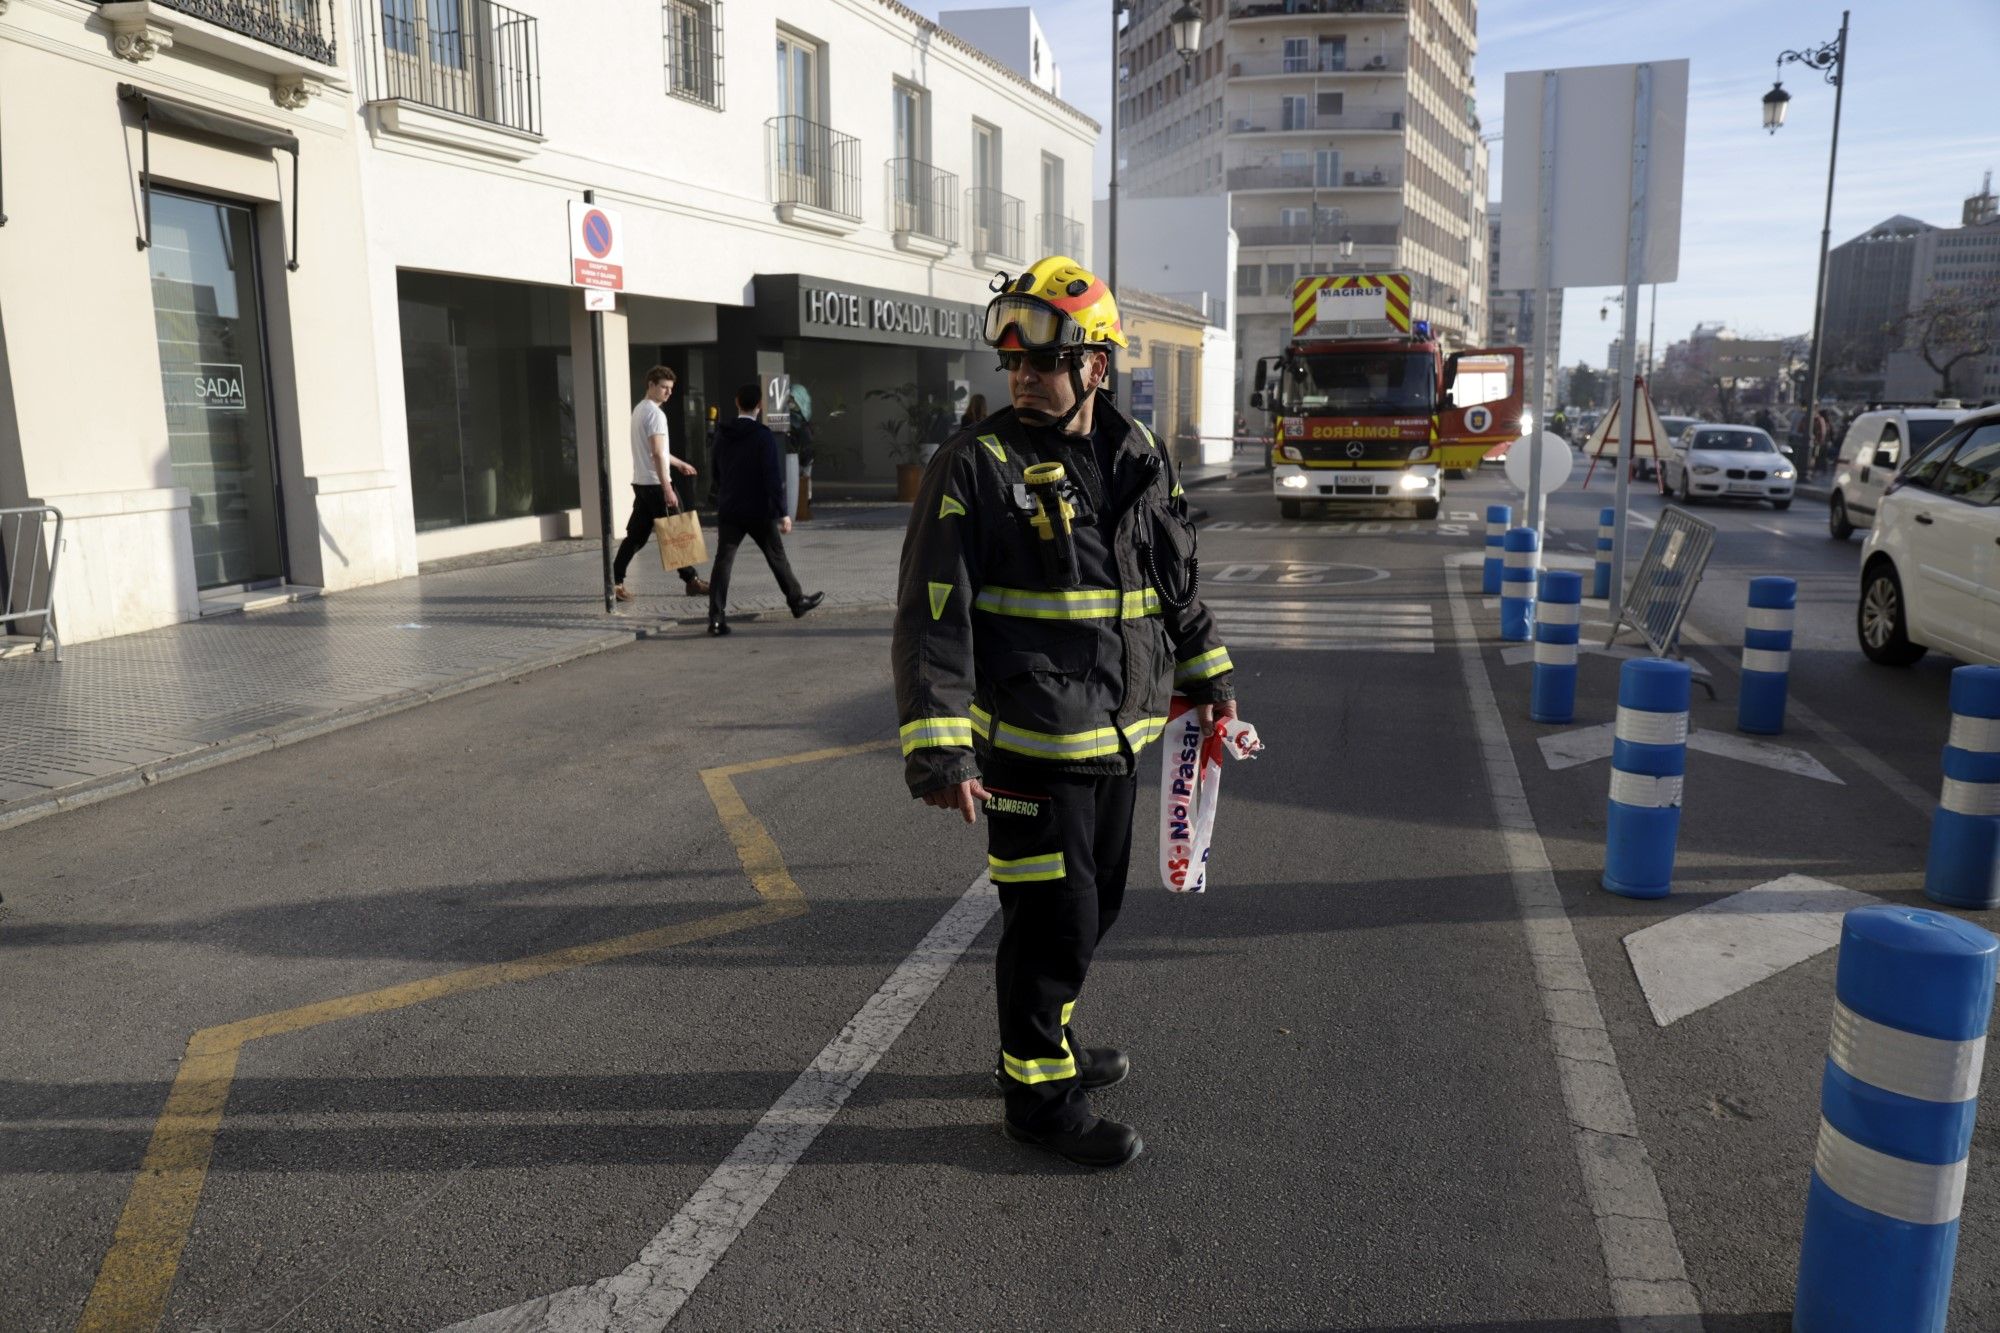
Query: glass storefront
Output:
[[148, 192, 284, 589], [397, 273, 579, 531]]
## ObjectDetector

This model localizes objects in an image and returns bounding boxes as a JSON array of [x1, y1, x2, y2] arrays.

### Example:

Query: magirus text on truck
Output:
[[1250, 273, 1525, 520]]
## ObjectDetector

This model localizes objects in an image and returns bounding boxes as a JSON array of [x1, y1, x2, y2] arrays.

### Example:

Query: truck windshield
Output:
[[1288, 352, 1434, 416]]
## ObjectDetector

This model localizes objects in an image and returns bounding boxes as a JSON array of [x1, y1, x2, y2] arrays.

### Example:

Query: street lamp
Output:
[[1761, 81, 1791, 133], [1108, 1, 1202, 301], [1339, 230, 1354, 259], [1765, 9, 1849, 475]]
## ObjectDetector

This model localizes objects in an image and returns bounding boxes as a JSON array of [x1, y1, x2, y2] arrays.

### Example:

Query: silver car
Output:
[[1660, 424, 1798, 509]]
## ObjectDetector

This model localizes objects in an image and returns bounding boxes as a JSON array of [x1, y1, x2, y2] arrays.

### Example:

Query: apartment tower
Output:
[[1115, 0, 1486, 412]]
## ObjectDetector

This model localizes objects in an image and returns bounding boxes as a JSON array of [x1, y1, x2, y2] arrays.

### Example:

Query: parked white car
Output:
[[1827, 405, 1969, 539], [1858, 410, 2000, 666], [1659, 424, 1797, 508]]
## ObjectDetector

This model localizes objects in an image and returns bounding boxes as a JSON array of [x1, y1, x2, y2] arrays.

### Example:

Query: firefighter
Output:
[[891, 257, 1238, 1169]]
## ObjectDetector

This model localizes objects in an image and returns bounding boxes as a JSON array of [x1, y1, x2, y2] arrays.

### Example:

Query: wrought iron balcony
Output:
[[1228, 106, 1404, 134], [1229, 0, 1409, 18], [1232, 221, 1399, 248], [1036, 212, 1084, 258], [1226, 50, 1405, 77], [120, 0, 337, 64], [365, 0, 542, 135], [888, 158, 959, 247], [1226, 163, 1403, 190], [966, 187, 1024, 262], [767, 116, 862, 221]]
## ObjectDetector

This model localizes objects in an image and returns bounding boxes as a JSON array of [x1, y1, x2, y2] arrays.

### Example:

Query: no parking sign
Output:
[[567, 200, 624, 292]]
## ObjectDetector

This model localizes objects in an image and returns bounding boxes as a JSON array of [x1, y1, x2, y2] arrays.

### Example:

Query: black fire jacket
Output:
[[892, 394, 1235, 797]]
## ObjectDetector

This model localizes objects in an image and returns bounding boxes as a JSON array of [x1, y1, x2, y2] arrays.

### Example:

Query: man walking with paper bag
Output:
[[614, 366, 708, 602], [705, 383, 823, 637]]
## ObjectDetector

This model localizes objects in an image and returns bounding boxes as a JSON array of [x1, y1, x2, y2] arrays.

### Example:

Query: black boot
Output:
[[707, 617, 731, 637], [1002, 1115, 1143, 1169]]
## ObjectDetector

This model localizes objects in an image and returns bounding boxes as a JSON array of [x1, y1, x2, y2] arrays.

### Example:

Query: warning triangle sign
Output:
[[1583, 377, 1666, 489]]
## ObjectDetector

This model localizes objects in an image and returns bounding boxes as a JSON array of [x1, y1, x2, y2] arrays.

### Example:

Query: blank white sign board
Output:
[[1497, 59, 1689, 290]]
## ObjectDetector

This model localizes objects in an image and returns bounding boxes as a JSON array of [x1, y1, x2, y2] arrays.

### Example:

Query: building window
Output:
[[1267, 262, 1296, 291], [398, 273, 580, 533], [665, 0, 723, 108], [1236, 264, 1262, 296]]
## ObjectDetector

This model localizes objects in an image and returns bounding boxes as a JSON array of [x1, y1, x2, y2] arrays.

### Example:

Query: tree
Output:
[[1567, 362, 1605, 410], [1897, 281, 2000, 398]]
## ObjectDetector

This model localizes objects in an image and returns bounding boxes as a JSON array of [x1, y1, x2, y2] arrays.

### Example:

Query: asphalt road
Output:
[[4, 465, 1994, 1332]]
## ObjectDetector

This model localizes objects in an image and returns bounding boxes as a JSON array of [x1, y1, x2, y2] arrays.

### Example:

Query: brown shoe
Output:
[[684, 577, 711, 596], [613, 584, 634, 603]]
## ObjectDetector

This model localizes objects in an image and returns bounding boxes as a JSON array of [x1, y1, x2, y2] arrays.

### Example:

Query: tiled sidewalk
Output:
[[0, 518, 903, 832]]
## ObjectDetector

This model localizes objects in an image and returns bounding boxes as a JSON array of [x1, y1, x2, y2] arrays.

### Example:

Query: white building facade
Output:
[[0, 0, 1096, 641]]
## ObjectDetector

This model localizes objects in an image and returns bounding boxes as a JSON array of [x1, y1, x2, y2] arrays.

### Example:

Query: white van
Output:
[[1828, 405, 1969, 538]]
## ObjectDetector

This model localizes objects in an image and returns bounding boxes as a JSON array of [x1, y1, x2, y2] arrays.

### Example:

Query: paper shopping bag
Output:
[[654, 510, 707, 570]]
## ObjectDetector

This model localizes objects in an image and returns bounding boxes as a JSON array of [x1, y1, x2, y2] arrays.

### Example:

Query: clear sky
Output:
[[913, 0, 2000, 370]]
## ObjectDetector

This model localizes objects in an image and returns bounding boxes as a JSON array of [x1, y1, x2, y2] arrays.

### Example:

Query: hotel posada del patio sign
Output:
[[754, 275, 985, 351]]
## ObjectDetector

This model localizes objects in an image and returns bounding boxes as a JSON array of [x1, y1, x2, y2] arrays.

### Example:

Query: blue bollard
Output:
[[1603, 658, 1689, 899], [1925, 665, 2000, 910], [1483, 504, 1511, 595], [1593, 507, 1615, 600], [1795, 905, 1997, 1333], [1499, 527, 1538, 642], [1531, 570, 1583, 724], [1739, 576, 1797, 736]]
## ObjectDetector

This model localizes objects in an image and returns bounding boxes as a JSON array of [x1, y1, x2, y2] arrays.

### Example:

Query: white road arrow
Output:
[[1624, 874, 1878, 1025], [1536, 721, 1843, 784]]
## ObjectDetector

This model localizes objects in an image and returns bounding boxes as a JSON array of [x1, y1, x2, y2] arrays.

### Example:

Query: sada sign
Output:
[[168, 363, 247, 412]]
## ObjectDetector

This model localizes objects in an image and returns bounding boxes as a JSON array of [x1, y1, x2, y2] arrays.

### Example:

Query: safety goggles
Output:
[[983, 293, 1080, 351], [996, 349, 1078, 375]]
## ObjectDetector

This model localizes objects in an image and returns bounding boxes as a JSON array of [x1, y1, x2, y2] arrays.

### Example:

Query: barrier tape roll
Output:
[[1158, 699, 1264, 894]]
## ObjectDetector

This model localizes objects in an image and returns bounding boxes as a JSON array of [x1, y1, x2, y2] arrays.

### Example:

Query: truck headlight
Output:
[[1398, 473, 1430, 491], [1280, 444, 1304, 462], [1280, 474, 1309, 489], [1408, 444, 1432, 462]]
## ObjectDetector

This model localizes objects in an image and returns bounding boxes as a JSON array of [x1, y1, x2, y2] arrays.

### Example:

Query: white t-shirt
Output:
[[631, 399, 675, 485]]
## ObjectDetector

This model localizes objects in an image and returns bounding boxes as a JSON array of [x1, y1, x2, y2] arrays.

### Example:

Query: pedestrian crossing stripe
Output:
[[979, 435, 1007, 463], [1205, 596, 1437, 654], [928, 582, 953, 619]]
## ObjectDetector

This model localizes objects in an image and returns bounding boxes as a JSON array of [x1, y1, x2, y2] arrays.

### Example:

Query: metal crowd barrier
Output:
[[1608, 505, 1715, 691], [1, 505, 63, 661]]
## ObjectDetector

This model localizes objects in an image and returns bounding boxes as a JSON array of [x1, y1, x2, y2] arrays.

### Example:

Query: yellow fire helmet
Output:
[[985, 256, 1129, 351]]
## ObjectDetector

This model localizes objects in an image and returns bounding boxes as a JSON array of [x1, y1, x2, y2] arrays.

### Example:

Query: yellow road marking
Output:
[[76, 737, 896, 1332]]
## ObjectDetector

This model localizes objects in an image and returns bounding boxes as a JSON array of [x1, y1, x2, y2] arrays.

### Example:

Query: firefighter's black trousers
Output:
[[982, 757, 1138, 1132]]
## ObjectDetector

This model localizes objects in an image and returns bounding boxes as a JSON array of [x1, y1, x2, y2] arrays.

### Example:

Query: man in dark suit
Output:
[[705, 383, 824, 637]]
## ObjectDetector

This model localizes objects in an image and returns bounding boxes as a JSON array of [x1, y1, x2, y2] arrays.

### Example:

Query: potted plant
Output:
[[867, 382, 954, 502]]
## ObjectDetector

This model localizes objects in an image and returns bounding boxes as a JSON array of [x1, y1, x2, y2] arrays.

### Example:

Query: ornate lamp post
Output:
[[1766, 10, 1849, 473]]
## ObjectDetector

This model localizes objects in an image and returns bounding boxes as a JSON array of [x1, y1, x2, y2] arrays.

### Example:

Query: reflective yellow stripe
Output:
[[1002, 1048, 1078, 1084], [1175, 646, 1234, 684], [1060, 1000, 1076, 1025], [979, 434, 1007, 463], [1121, 587, 1161, 618], [1134, 421, 1157, 451], [988, 851, 1066, 883], [970, 706, 1124, 760], [975, 586, 1120, 620], [972, 586, 1158, 620], [938, 493, 966, 519], [899, 716, 974, 755], [1171, 482, 1185, 498], [1122, 715, 1169, 753], [928, 581, 953, 620]]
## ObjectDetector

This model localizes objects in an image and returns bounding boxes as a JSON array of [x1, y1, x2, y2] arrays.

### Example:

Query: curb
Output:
[[0, 630, 638, 836]]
